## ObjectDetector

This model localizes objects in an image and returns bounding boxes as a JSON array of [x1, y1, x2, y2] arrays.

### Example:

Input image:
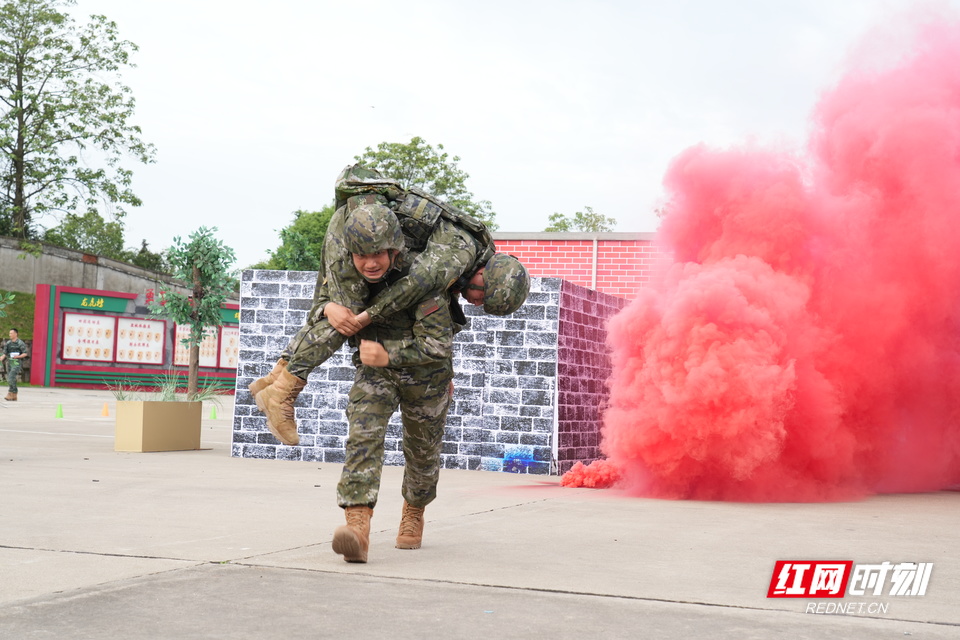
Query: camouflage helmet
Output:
[[344, 203, 405, 256], [482, 254, 530, 316]]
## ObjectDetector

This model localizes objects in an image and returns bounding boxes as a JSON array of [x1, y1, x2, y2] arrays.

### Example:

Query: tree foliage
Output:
[[40, 211, 167, 271], [252, 206, 334, 270], [0, 289, 31, 335], [0, 0, 155, 239], [355, 136, 497, 229], [126, 238, 167, 272], [544, 206, 617, 233], [0, 290, 13, 317], [42, 210, 124, 256], [147, 227, 236, 399]]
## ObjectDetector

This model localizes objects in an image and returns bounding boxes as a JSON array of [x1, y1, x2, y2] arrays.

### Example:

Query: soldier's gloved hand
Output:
[[359, 339, 390, 367], [324, 302, 364, 336]]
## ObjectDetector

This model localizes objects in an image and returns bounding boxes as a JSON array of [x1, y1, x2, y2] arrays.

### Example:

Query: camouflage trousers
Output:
[[6, 362, 21, 392], [281, 318, 346, 380], [337, 358, 454, 509]]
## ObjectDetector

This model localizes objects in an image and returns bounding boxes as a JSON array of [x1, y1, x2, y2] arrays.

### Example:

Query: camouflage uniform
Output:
[[282, 201, 478, 380], [3, 336, 28, 395], [339, 360, 452, 508], [281, 204, 353, 380], [330, 258, 461, 509]]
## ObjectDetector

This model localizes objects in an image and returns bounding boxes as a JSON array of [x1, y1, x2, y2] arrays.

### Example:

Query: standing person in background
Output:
[[2, 328, 28, 401]]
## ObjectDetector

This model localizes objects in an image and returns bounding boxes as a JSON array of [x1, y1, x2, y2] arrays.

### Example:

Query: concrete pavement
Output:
[[1, 386, 957, 639]]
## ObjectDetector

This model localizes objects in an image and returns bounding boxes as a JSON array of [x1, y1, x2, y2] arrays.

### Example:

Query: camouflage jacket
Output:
[[366, 216, 476, 323], [2, 339, 28, 364], [315, 205, 479, 325], [312, 231, 462, 368], [357, 276, 461, 368]]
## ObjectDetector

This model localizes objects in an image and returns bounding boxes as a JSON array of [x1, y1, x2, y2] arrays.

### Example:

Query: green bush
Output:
[[0, 290, 35, 339]]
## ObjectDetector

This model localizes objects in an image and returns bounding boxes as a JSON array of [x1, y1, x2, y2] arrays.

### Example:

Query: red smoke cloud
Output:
[[563, 15, 960, 500]]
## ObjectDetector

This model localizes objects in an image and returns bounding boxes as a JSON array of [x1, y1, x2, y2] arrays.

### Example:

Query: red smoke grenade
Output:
[[563, 15, 960, 500]]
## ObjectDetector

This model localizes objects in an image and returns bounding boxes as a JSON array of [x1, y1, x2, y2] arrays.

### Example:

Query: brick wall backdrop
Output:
[[493, 232, 663, 299], [233, 271, 624, 475], [234, 271, 562, 474], [556, 281, 627, 473]]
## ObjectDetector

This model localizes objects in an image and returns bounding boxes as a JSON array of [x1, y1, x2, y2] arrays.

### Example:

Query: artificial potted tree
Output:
[[113, 227, 236, 452]]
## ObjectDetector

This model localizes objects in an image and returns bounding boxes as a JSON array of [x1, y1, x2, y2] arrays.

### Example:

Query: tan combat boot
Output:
[[4, 392, 15, 401], [395, 501, 425, 549], [248, 358, 289, 398], [332, 506, 374, 563], [254, 367, 306, 445]]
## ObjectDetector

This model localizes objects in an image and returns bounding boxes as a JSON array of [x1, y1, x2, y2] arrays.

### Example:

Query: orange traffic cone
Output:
[[102, 402, 110, 417]]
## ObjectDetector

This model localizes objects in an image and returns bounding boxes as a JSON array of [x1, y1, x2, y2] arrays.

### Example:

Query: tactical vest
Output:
[[334, 165, 496, 286]]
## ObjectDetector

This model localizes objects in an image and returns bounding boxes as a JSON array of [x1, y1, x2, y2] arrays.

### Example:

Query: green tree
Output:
[[127, 239, 167, 273], [148, 227, 236, 399], [41, 211, 124, 256], [355, 136, 498, 229], [0, 0, 155, 239], [255, 206, 335, 270], [40, 211, 168, 272], [544, 206, 617, 232]]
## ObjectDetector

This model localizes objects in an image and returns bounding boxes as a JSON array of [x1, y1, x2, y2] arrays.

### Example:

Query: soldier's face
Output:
[[463, 270, 485, 306], [352, 250, 393, 282], [8, 330, 15, 341]]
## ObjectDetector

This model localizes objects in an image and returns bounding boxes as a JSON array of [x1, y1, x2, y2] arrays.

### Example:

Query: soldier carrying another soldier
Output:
[[249, 166, 529, 562], [250, 165, 529, 447]]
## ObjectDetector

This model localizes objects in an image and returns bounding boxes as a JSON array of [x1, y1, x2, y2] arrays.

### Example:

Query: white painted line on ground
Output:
[[0, 429, 112, 438]]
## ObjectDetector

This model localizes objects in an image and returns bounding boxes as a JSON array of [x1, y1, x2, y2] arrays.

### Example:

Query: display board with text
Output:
[[31, 284, 239, 391]]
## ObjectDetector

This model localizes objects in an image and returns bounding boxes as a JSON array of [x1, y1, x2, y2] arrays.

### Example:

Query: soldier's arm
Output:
[[300, 217, 363, 338], [306, 249, 365, 336], [307, 264, 329, 322], [377, 293, 456, 367], [305, 207, 342, 321], [365, 220, 477, 323]]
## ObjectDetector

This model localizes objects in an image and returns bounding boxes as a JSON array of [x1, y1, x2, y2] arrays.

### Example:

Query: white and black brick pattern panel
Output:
[[556, 281, 627, 473], [233, 270, 564, 474]]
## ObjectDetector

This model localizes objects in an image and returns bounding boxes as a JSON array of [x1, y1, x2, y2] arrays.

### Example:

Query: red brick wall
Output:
[[492, 232, 661, 300]]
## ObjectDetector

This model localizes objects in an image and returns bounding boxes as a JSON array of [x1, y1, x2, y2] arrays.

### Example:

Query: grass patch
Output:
[[108, 370, 228, 405], [0, 289, 36, 340]]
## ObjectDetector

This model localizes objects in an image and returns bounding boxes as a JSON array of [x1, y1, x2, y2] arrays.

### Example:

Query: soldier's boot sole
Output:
[[254, 369, 304, 446], [256, 391, 296, 445], [332, 526, 368, 563]]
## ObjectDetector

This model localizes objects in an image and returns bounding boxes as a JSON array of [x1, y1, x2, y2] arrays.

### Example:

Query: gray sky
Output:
[[69, 0, 955, 268]]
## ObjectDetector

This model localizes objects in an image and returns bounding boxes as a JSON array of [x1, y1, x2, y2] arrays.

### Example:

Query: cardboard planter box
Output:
[[115, 401, 202, 452]]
